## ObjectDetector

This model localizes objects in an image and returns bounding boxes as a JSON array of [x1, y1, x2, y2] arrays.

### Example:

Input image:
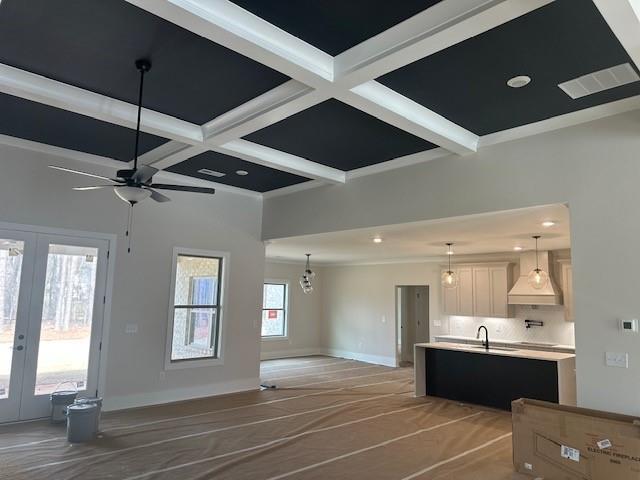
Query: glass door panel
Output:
[[33, 244, 99, 395], [0, 239, 25, 399], [0, 230, 36, 423]]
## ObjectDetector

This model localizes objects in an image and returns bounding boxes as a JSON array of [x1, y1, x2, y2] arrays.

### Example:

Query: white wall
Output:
[[261, 261, 323, 359], [319, 262, 443, 367], [0, 143, 265, 411], [263, 110, 640, 416]]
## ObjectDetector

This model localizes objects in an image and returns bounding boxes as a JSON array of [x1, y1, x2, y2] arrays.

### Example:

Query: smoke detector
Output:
[[507, 75, 531, 88]]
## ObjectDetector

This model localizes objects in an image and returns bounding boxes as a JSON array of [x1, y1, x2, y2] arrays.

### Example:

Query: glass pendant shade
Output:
[[441, 269, 458, 289], [441, 243, 458, 288], [527, 268, 549, 290]]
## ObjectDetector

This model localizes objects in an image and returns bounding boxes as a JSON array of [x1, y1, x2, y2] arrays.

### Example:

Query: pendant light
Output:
[[299, 254, 315, 294], [441, 243, 458, 289], [527, 235, 549, 290]]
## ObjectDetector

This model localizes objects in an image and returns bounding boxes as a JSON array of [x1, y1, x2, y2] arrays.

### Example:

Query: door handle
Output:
[[15, 345, 24, 351]]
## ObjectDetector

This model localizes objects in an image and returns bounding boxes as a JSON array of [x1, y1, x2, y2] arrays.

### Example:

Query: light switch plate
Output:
[[125, 323, 138, 334], [433, 319, 442, 327], [605, 352, 628, 368]]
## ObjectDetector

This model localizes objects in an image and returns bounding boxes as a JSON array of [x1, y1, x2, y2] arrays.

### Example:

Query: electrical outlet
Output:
[[433, 319, 442, 327], [495, 323, 503, 334], [159, 371, 166, 380], [605, 352, 628, 368], [381, 315, 386, 324]]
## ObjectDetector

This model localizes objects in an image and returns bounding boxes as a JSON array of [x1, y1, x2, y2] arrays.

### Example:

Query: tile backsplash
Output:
[[446, 305, 574, 346]]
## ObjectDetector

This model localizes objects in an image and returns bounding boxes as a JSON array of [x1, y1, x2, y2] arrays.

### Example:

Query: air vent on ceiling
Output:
[[558, 63, 639, 99], [197, 168, 226, 177]]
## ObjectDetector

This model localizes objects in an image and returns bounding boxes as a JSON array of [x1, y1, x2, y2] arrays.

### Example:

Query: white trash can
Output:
[[74, 397, 103, 432], [50, 383, 78, 424], [66, 403, 98, 443]]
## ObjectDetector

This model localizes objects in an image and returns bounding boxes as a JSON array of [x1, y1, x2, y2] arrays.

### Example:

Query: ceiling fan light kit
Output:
[[49, 58, 216, 252]]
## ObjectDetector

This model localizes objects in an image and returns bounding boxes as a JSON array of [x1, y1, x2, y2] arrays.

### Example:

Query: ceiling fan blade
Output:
[[149, 184, 216, 195], [132, 165, 158, 184], [147, 188, 171, 203], [73, 185, 112, 191], [49, 165, 119, 182]]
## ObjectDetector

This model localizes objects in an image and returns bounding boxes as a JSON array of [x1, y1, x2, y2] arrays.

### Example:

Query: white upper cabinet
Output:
[[458, 267, 474, 316], [441, 263, 514, 318]]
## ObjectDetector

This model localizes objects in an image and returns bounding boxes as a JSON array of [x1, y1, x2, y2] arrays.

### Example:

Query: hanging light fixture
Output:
[[299, 254, 315, 294], [527, 235, 549, 289], [441, 243, 458, 289]]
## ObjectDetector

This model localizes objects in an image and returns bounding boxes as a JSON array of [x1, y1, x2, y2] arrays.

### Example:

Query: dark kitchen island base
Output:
[[414, 342, 576, 410]]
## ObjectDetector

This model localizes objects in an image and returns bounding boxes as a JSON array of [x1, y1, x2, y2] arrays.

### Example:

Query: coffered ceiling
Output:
[[0, 0, 638, 194]]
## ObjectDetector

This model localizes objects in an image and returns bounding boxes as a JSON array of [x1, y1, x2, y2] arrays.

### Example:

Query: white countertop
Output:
[[416, 342, 576, 361], [433, 335, 575, 353]]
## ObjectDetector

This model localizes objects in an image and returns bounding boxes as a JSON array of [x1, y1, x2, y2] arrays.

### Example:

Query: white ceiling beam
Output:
[[342, 81, 478, 154], [592, 0, 640, 71], [0, 63, 204, 145], [333, 0, 553, 88], [216, 139, 345, 184], [125, 0, 333, 87]]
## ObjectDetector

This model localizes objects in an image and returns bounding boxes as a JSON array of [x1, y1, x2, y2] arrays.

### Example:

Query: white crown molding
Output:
[[346, 148, 451, 179], [261, 179, 326, 199], [479, 95, 640, 147]]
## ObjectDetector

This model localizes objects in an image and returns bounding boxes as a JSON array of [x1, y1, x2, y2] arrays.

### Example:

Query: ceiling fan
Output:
[[49, 59, 215, 252], [49, 59, 215, 205]]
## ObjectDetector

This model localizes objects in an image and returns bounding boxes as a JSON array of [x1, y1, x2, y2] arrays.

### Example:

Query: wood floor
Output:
[[0, 356, 526, 479]]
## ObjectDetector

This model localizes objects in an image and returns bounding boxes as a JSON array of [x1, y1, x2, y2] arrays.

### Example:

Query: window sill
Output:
[[261, 335, 289, 342], [164, 356, 224, 370]]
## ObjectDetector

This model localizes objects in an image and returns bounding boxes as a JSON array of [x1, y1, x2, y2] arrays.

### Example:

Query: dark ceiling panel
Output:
[[0, 93, 167, 161], [167, 151, 310, 193], [0, 0, 289, 125], [378, 0, 640, 135], [244, 99, 436, 171], [232, 0, 441, 55]]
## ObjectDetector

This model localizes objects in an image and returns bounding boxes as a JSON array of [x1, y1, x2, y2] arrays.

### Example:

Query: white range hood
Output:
[[508, 251, 563, 305]]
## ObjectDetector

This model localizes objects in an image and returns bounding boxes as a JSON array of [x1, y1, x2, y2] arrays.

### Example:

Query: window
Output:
[[261, 282, 288, 338], [167, 248, 226, 366]]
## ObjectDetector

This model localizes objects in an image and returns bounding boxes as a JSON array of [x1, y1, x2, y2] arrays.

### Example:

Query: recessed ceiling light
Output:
[[507, 75, 531, 88], [513, 246, 524, 251], [373, 237, 383, 244], [236, 170, 249, 176], [541, 221, 556, 227]]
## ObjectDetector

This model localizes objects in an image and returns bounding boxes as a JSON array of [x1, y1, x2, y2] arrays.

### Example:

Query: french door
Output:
[[0, 229, 108, 422]]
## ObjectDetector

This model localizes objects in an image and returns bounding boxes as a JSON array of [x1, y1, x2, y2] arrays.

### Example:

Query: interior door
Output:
[[0, 231, 108, 422]]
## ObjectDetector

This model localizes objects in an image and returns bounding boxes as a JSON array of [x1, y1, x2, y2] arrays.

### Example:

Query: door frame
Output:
[[394, 285, 430, 367], [0, 221, 117, 418]]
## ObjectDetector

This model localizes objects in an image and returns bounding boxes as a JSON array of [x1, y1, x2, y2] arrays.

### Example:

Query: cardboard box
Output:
[[512, 398, 640, 479]]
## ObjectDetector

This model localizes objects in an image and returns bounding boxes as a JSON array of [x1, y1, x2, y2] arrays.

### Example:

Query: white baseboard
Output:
[[260, 347, 323, 360], [102, 377, 259, 412], [321, 348, 397, 367]]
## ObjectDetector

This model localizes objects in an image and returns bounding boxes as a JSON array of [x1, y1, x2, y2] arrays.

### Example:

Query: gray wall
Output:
[[261, 261, 323, 359], [263, 110, 640, 416], [0, 144, 265, 410]]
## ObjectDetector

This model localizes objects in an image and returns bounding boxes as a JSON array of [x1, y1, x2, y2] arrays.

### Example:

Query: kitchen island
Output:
[[414, 342, 576, 410]]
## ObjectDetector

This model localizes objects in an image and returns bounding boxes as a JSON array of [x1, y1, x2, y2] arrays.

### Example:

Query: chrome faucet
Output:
[[476, 326, 489, 351]]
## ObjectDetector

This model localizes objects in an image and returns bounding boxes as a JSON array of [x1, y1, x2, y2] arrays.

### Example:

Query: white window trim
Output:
[[164, 247, 230, 370], [261, 278, 290, 341]]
